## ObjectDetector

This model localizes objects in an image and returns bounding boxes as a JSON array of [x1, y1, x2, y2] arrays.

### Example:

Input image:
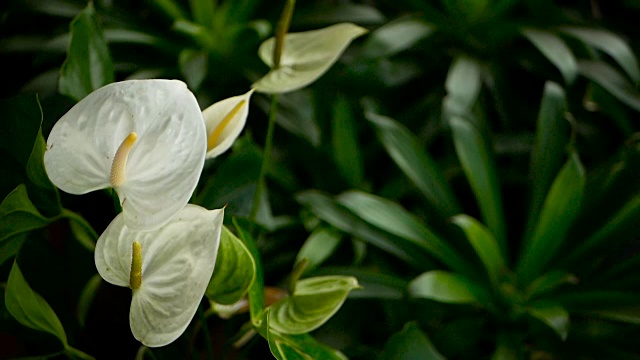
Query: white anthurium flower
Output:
[[202, 89, 253, 159], [44, 79, 206, 231], [252, 23, 368, 94], [95, 204, 224, 347]]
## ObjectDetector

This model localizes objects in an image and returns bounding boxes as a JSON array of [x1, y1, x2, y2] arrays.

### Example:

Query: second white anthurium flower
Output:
[[252, 23, 368, 94], [202, 89, 253, 159], [95, 204, 224, 347], [44, 79, 206, 231]]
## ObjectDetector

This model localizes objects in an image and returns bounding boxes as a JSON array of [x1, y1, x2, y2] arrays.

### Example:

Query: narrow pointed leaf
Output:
[[296, 227, 342, 274], [337, 191, 471, 276], [59, 2, 114, 101], [332, 95, 364, 188], [361, 17, 433, 58], [527, 82, 569, 237], [366, 112, 460, 217], [0, 185, 50, 243], [382, 322, 446, 360], [252, 23, 368, 93], [179, 49, 207, 90], [449, 116, 506, 253], [517, 152, 585, 284], [522, 28, 577, 84], [526, 301, 569, 340], [561, 27, 640, 83], [269, 276, 360, 334], [451, 214, 505, 284], [409, 270, 487, 304], [189, 0, 215, 28], [443, 56, 482, 116], [5, 261, 68, 346], [578, 60, 640, 112], [206, 226, 256, 305]]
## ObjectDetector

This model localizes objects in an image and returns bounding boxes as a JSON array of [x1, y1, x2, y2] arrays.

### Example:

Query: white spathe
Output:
[[252, 23, 368, 94], [202, 89, 253, 159], [44, 79, 206, 231], [95, 204, 224, 347]]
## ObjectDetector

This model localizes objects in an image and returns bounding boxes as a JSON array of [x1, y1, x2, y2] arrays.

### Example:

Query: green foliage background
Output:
[[2, 0, 640, 359]]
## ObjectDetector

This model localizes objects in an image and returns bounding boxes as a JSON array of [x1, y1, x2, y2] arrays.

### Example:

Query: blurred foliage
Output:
[[3, 0, 640, 359]]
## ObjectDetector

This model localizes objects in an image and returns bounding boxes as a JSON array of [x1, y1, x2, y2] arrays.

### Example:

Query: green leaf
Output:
[[517, 152, 585, 285], [178, 49, 208, 90], [583, 307, 640, 325], [526, 82, 569, 237], [149, 0, 188, 21], [360, 17, 433, 58], [59, 2, 114, 101], [522, 28, 577, 84], [189, 0, 215, 28], [443, 55, 482, 116], [65, 210, 97, 251], [525, 270, 578, 299], [337, 191, 472, 276], [26, 127, 61, 215], [408, 270, 488, 305], [382, 322, 446, 360], [233, 218, 264, 326], [296, 227, 342, 274], [578, 60, 640, 112], [366, 112, 460, 217], [332, 95, 364, 188], [252, 23, 368, 94], [0, 233, 27, 266], [449, 116, 506, 254], [206, 226, 256, 305], [441, 0, 489, 21], [77, 274, 102, 328], [560, 26, 640, 83], [269, 276, 360, 334], [451, 214, 505, 284], [526, 301, 569, 340], [296, 191, 436, 270], [5, 261, 68, 345], [267, 318, 348, 360], [0, 185, 51, 243]]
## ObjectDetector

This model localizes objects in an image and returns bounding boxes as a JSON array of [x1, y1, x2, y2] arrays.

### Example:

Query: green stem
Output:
[[198, 305, 213, 360], [249, 95, 279, 221]]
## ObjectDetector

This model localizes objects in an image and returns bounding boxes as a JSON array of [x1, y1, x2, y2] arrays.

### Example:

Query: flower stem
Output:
[[249, 94, 279, 221]]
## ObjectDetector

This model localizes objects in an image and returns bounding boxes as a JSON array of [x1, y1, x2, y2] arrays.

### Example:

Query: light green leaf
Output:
[[267, 314, 348, 360], [253, 23, 368, 93], [361, 17, 433, 58], [522, 28, 577, 84], [59, 2, 114, 101], [5, 261, 68, 345], [526, 82, 569, 238], [77, 274, 102, 328], [561, 26, 640, 83], [449, 116, 506, 254], [382, 322, 446, 360], [269, 276, 360, 334], [206, 226, 256, 305], [296, 227, 342, 274], [0, 185, 50, 243], [233, 218, 265, 326], [409, 270, 486, 304], [526, 301, 569, 340], [337, 191, 472, 276], [366, 112, 460, 217], [578, 60, 640, 112], [332, 95, 364, 187], [517, 152, 585, 285], [451, 214, 505, 284], [443, 56, 482, 116], [179, 49, 208, 90]]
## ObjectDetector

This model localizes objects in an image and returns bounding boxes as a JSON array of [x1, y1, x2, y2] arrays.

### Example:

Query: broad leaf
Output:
[[59, 2, 114, 101], [366, 112, 460, 217], [579, 60, 640, 112], [522, 28, 577, 84], [0, 185, 50, 243], [382, 322, 446, 360], [443, 55, 482, 116], [526, 301, 569, 340], [5, 261, 68, 346], [296, 227, 342, 274], [409, 270, 488, 305], [517, 152, 585, 285], [207, 226, 257, 305], [269, 276, 360, 334]]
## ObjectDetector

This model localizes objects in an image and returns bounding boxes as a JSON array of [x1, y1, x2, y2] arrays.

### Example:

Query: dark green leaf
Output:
[[522, 28, 577, 84], [269, 276, 360, 334], [526, 301, 569, 340], [296, 227, 342, 274], [443, 56, 482, 116], [578, 60, 640, 112], [189, 0, 215, 28], [207, 226, 256, 305], [149, 0, 188, 21], [233, 218, 264, 326], [64, 210, 97, 251], [360, 17, 433, 58], [0, 185, 51, 244], [0, 95, 42, 167], [5, 261, 67, 346], [255, 91, 320, 147], [77, 274, 101, 328], [525, 270, 578, 299], [59, 2, 114, 101], [382, 322, 446, 360], [408, 270, 489, 305], [449, 116, 506, 254], [517, 152, 585, 285], [441, 0, 489, 21], [366, 112, 460, 217], [331, 96, 364, 188]]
